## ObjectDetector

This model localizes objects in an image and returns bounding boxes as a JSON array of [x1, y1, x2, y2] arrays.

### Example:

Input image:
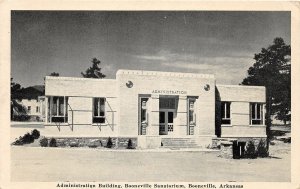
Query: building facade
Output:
[[44, 70, 266, 148]]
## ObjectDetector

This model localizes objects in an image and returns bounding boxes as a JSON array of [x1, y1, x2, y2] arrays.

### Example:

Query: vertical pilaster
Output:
[[174, 95, 187, 136], [148, 94, 159, 135]]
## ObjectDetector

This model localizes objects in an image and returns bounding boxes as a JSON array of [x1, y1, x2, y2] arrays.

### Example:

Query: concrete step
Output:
[[161, 138, 201, 148]]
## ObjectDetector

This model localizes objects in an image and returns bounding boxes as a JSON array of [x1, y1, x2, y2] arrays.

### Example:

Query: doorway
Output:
[[159, 110, 174, 135]]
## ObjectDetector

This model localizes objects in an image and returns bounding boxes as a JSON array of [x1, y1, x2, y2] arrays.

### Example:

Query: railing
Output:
[[68, 103, 74, 131]]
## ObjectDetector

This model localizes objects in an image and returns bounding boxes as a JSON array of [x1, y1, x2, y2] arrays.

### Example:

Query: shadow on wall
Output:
[[215, 87, 221, 137]]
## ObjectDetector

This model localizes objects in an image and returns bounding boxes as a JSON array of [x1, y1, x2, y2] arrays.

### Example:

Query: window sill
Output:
[[250, 124, 266, 127], [45, 123, 69, 126], [221, 124, 232, 127], [92, 123, 107, 126]]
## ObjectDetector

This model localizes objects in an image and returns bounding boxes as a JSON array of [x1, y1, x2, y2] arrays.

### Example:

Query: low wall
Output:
[[42, 137, 137, 149]]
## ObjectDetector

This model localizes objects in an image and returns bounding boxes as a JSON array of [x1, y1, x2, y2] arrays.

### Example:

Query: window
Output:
[[49, 96, 68, 123], [36, 106, 39, 113], [188, 99, 195, 124], [250, 103, 263, 125], [159, 98, 175, 109], [93, 98, 106, 123], [27, 106, 31, 114], [141, 98, 148, 123], [221, 102, 231, 125]]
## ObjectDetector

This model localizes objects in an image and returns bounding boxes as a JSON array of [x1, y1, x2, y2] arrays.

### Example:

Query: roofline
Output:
[[116, 69, 215, 79], [45, 76, 116, 82], [216, 84, 266, 89]]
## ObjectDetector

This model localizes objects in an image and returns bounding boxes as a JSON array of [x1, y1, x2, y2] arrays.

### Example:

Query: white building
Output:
[[44, 69, 266, 149]]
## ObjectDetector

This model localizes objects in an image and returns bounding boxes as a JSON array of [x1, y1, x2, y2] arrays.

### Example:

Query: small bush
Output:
[[127, 139, 135, 149], [31, 129, 40, 139], [70, 141, 79, 147], [13, 114, 31, 121], [40, 138, 48, 147], [49, 138, 57, 147], [257, 139, 269, 157], [22, 132, 35, 144], [12, 137, 24, 145], [106, 137, 113, 148], [244, 140, 257, 159]]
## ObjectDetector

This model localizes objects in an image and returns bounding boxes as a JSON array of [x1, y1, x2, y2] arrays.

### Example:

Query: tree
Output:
[[11, 78, 27, 120], [50, 72, 59, 76], [81, 58, 106, 78], [241, 37, 291, 144]]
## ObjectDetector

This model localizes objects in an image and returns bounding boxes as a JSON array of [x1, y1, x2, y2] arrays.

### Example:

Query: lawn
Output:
[[11, 141, 290, 182]]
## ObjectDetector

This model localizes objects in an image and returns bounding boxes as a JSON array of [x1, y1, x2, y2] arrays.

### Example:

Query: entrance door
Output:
[[159, 110, 174, 135]]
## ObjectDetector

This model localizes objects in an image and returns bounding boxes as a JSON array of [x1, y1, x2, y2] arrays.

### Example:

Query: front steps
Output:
[[161, 138, 203, 149]]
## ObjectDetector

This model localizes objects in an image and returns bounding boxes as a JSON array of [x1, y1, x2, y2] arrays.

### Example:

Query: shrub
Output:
[[40, 138, 48, 147], [13, 114, 31, 121], [106, 137, 113, 148], [49, 138, 57, 147], [244, 140, 257, 159], [127, 139, 135, 149], [12, 137, 24, 145], [257, 139, 269, 158], [31, 129, 40, 139], [70, 141, 79, 147], [22, 132, 35, 144]]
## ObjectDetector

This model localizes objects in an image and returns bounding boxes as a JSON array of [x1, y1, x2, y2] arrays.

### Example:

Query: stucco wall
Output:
[[117, 70, 216, 137], [44, 76, 118, 137], [216, 85, 266, 137]]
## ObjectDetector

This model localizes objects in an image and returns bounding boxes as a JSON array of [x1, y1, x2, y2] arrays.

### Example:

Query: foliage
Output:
[[257, 139, 269, 157], [31, 129, 40, 139], [244, 140, 257, 159], [50, 72, 59, 76], [106, 137, 113, 148], [11, 78, 27, 120], [49, 138, 57, 147], [241, 37, 291, 125], [127, 139, 135, 149], [40, 138, 48, 147], [12, 130, 40, 145], [70, 141, 79, 147], [81, 58, 106, 79], [12, 114, 30, 121]]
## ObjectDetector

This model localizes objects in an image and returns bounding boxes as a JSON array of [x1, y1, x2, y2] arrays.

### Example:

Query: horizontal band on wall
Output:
[[222, 125, 266, 127], [45, 123, 117, 126], [216, 100, 265, 103], [150, 111, 187, 113], [46, 95, 117, 99], [68, 110, 93, 112], [221, 135, 267, 138], [231, 113, 250, 115]]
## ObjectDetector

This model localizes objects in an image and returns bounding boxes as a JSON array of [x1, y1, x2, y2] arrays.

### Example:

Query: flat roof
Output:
[[216, 84, 266, 89], [116, 69, 215, 79]]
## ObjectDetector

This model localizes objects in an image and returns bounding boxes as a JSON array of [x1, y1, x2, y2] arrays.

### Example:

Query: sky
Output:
[[11, 11, 291, 87]]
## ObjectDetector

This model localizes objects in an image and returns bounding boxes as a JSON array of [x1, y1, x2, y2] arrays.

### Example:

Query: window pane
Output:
[[93, 117, 105, 123], [221, 102, 225, 118], [58, 97, 64, 116], [256, 104, 261, 119], [100, 98, 105, 116], [93, 98, 99, 116], [251, 104, 256, 119], [159, 112, 165, 123], [141, 109, 146, 122], [252, 120, 261, 125], [189, 110, 194, 122], [168, 112, 173, 123], [222, 119, 231, 125], [226, 102, 230, 119], [52, 97, 57, 115], [65, 97, 68, 116]]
